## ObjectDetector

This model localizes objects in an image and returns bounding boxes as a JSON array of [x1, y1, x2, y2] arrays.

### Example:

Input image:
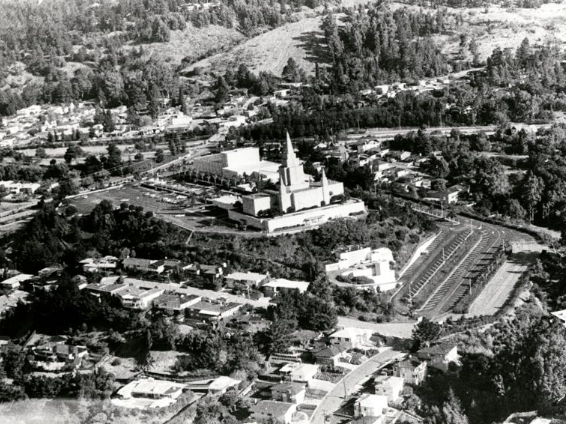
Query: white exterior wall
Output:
[[223, 148, 260, 168], [339, 248, 372, 266], [229, 201, 366, 233], [375, 377, 404, 402], [243, 195, 273, 216], [292, 187, 324, 211], [355, 395, 388, 417]]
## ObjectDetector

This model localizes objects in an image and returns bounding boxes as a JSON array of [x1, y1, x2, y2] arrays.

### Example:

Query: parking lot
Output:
[[69, 183, 262, 237]]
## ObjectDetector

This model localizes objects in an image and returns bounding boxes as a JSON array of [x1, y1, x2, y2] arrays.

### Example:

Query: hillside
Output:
[[186, 1, 566, 78], [132, 23, 245, 65], [186, 16, 326, 76], [392, 2, 566, 62]]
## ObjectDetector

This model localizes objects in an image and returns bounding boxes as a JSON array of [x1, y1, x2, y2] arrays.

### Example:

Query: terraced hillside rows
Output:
[[418, 224, 504, 317], [406, 230, 473, 301]]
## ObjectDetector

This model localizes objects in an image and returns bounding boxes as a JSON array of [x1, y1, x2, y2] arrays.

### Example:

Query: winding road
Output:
[[310, 348, 405, 424]]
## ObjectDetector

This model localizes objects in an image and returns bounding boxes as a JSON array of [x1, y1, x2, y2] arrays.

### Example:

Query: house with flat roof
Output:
[[32, 342, 88, 366], [374, 375, 404, 402], [116, 285, 165, 309], [225, 271, 269, 288], [262, 279, 310, 296], [115, 378, 187, 409], [354, 394, 388, 418], [80, 256, 118, 273], [186, 300, 242, 322], [122, 258, 164, 274], [329, 327, 375, 350], [185, 376, 241, 394]]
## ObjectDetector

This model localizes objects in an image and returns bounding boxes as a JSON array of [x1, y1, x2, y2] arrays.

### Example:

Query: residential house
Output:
[[374, 376, 404, 402], [32, 342, 88, 365], [0, 274, 33, 290], [115, 378, 187, 409], [186, 263, 225, 279], [185, 376, 241, 394], [279, 363, 319, 383], [271, 382, 306, 404], [116, 285, 165, 309], [122, 258, 164, 274], [250, 400, 304, 424], [329, 328, 374, 350], [262, 279, 310, 297], [80, 256, 118, 273], [417, 343, 459, 371], [186, 300, 242, 322], [153, 293, 202, 313], [394, 357, 427, 385], [314, 345, 350, 367], [354, 394, 388, 418], [225, 271, 269, 289]]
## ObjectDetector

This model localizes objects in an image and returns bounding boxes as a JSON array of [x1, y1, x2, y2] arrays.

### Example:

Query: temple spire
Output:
[[284, 131, 299, 167], [321, 167, 328, 186]]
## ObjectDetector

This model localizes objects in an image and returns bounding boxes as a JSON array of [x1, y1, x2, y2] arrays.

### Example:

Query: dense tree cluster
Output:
[[322, 6, 462, 92], [11, 200, 184, 274], [418, 307, 566, 424]]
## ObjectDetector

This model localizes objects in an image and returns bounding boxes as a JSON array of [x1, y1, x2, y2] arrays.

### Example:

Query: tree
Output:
[[136, 329, 154, 372], [522, 171, 544, 222], [36, 147, 47, 158], [282, 58, 300, 82], [265, 318, 295, 355], [412, 317, 441, 349], [105, 143, 122, 171], [214, 76, 230, 104], [155, 149, 165, 163], [64, 145, 84, 164], [440, 390, 469, 424]]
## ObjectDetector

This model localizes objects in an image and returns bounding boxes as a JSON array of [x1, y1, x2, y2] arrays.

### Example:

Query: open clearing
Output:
[[134, 23, 245, 65], [389, 2, 566, 62], [187, 15, 325, 76]]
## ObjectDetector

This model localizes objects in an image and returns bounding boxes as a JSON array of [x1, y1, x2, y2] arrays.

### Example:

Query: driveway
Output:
[[310, 349, 405, 424]]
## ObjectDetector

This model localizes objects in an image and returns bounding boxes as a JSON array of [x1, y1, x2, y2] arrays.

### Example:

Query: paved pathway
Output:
[[310, 349, 405, 424], [468, 259, 527, 316]]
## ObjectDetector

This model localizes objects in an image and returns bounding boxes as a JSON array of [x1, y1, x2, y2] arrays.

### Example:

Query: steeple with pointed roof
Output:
[[282, 132, 300, 167], [278, 132, 309, 191]]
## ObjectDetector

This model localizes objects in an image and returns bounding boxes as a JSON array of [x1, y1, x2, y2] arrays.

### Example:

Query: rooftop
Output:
[[271, 382, 306, 395], [226, 271, 268, 282], [251, 400, 295, 416], [263, 279, 309, 291]]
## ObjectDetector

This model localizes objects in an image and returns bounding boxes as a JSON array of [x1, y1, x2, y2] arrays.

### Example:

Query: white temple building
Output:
[[227, 133, 366, 233]]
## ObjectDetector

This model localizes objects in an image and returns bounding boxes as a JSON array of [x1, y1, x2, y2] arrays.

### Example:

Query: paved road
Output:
[[336, 317, 415, 339], [468, 259, 527, 316], [310, 349, 405, 424]]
